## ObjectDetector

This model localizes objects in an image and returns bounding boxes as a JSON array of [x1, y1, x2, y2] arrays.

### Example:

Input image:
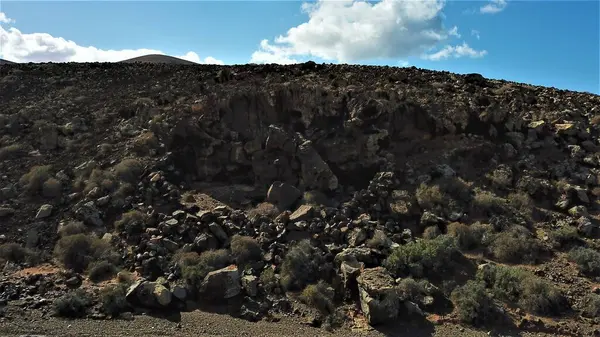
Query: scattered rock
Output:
[[35, 204, 53, 219]]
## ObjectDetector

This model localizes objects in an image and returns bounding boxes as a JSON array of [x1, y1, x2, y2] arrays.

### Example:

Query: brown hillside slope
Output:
[[119, 54, 197, 64], [0, 62, 599, 336]]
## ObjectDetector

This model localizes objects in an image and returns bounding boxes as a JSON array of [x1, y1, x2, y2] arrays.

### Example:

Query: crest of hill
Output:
[[0, 59, 16, 65], [119, 54, 197, 65]]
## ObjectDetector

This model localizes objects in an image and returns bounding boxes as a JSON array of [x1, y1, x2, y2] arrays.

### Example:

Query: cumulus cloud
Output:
[[251, 0, 485, 64], [0, 16, 222, 64], [480, 0, 507, 14], [0, 12, 14, 24], [422, 42, 487, 61]]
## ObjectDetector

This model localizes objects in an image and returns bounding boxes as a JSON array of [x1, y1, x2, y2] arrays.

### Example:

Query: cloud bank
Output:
[[251, 0, 486, 64], [0, 12, 223, 64]]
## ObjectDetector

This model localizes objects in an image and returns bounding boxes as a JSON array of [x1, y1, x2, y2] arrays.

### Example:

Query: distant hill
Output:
[[0, 59, 16, 65], [119, 54, 196, 65]]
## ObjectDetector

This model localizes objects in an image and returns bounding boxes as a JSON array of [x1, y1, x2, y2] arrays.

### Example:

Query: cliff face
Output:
[[1, 62, 600, 333]]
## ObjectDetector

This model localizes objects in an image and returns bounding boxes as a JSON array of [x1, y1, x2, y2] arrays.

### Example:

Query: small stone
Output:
[[241, 275, 259, 297], [35, 204, 53, 219], [289, 205, 314, 222], [0, 207, 15, 217]]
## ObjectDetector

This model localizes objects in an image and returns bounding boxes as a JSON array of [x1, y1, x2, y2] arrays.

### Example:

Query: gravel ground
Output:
[[0, 310, 565, 337]]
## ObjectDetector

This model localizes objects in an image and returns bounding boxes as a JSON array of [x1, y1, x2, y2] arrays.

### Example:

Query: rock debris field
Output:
[[1, 61, 600, 336]]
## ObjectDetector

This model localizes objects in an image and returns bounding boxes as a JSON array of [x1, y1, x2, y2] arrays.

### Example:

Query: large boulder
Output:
[[356, 267, 400, 325], [200, 265, 241, 300], [266, 181, 302, 210]]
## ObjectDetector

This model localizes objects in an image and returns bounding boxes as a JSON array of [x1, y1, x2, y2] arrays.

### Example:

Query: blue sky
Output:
[[0, 1, 598, 94]]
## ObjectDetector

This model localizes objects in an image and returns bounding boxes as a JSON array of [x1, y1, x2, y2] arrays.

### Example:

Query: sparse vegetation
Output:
[[447, 222, 492, 250], [548, 226, 579, 248], [175, 249, 231, 288], [42, 177, 62, 198], [422, 226, 441, 239], [230, 235, 262, 267], [300, 281, 335, 315], [53, 233, 118, 273], [490, 225, 542, 264], [53, 290, 92, 318], [19, 165, 52, 196], [0, 144, 25, 160], [0, 242, 38, 265], [114, 158, 143, 183], [88, 260, 119, 283], [477, 264, 565, 315], [58, 221, 87, 237], [114, 210, 147, 236], [384, 235, 458, 278], [568, 247, 600, 276], [581, 293, 600, 317], [280, 240, 322, 291], [259, 267, 279, 293], [247, 202, 280, 220], [132, 131, 159, 155], [451, 280, 496, 325], [100, 284, 129, 316]]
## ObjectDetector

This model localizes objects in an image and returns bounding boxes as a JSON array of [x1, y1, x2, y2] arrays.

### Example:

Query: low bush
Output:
[[58, 221, 87, 237], [88, 260, 118, 283], [548, 226, 579, 248], [53, 233, 117, 273], [422, 226, 441, 239], [476, 264, 565, 316], [301, 281, 335, 315], [581, 293, 600, 317], [451, 280, 496, 325], [0, 242, 38, 265], [230, 235, 262, 267], [42, 177, 62, 198], [53, 290, 92, 318], [19, 165, 52, 196], [280, 240, 322, 291], [114, 158, 143, 183], [384, 235, 458, 278], [259, 267, 279, 293], [100, 284, 129, 316], [175, 249, 231, 288], [490, 225, 542, 264], [568, 247, 600, 276], [0, 144, 25, 160], [114, 210, 147, 236]]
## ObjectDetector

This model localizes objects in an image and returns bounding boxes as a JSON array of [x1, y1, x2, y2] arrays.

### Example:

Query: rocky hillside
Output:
[[1, 62, 600, 335]]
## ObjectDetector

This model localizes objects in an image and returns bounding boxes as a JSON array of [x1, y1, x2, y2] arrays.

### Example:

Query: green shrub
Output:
[[19, 165, 52, 196], [490, 225, 542, 264], [114, 158, 142, 183], [0, 144, 25, 160], [280, 240, 322, 291], [176, 249, 230, 288], [259, 267, 279, 293], [100, 284, 129, 316], [301, 281, 335, 315], [58, 221, 87, 237], [53, 233, 117, 273], [383, 235, 458, 278], [73, 168, 117, 195], [568, 247, 600, 276], [53, 290, 92, 318], [548, 226, 579, 248], [476, 264, 565, 316], [471, 190, 507, 215], [230, 235, 262, 267], [114, 210, 147, 235], [0, 243, 38, 265], [88, 261, 118, 283], [397, 277, 427, 302], [518, 276, 564, 315], [581, 293, 600, 317], [422, 226, 441, 239], [451, 281, 496, 325]]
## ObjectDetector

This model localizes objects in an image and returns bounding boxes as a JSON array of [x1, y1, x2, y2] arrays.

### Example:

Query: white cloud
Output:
[[423, 42, 487, 61], [0, 19, 222, 64], [480, 0, 507, 14], [250, 39, 299, 64], [251, 0, 480, 64], [0, 12, 14, 24], [449, 26, 461, 38], [471, 29, 481, 40]]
